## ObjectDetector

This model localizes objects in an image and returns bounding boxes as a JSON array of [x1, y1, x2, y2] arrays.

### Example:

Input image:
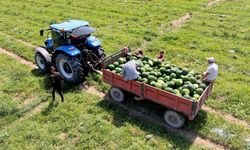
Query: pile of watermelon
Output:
[[106, 53, 207, 101]]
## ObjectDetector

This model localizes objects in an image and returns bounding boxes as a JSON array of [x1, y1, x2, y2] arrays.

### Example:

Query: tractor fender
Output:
[[55, 45, 81, 57], [35, 47, 51, 63]]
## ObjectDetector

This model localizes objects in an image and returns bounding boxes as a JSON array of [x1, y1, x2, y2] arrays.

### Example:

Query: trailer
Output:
[[101, 49, 213, 128]]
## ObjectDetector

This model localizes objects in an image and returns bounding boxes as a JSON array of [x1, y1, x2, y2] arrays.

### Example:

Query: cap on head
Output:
[[207, 57, 215, 63]]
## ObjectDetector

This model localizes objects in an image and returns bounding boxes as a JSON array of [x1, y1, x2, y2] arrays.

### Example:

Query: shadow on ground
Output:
[[97, 93, 208, 149], [31, 68, 85, 115]]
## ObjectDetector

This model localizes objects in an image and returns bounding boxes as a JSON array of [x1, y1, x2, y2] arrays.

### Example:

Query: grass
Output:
[[0, 54, 49, 127]]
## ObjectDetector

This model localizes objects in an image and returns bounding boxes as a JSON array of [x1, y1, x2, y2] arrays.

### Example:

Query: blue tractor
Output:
[[35, 20, 105, 83]]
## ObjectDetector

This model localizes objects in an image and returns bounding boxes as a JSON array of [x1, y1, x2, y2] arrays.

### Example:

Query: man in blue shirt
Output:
[[122, 59, 141, 81]]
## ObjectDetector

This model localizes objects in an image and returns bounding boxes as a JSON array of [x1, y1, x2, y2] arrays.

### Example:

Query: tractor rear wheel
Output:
[[55, 54, 84, 83], [35, 52, 48, 72]]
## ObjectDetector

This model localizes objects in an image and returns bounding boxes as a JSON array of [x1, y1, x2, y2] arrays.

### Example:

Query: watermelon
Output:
[[181, 89, 190, 95], [178, 86, 183, 91], [158, 77, 165, 81], [164, 87, 173, 93], [184, 81, 192, 85], [193, 84, 199, 90], [196, 88, 204, 95], [184, 95, 192, 99], [148, 60, 154, 67], [142, 72, 149, 78], [181, 76, 189, 82], [144, 64, 150, 68], [170, 67, 178, 74], [159, 67, 167, 74], [176, 70, 182, 77], [132, 56, 137, 60], [164, 76, 170, 81], [139, 67, 146, 73], [142, 56, 150, 61], [148, 75, 157, 81], [199, 83, 207, 90], [153, 59, 161, 66], [155, 82, 163, 89], [170, 73, 177, 79], [175, 79, 183, 87], [165, 64, 171, 69], [136, 60, 143, 66], [108, 64, 115, 70], [167, 81, 175, 88], [115, 67, 122, 73], [113, 61, 119, 67], [118, 57, 126, 64], [157, 80, 165, 85], [173, 89, 181, 95], [150, 81, 156, 86], [165, 69, 171, 75], [190, 77, 197, 84], [187, 84, 195, 92], [191, 98, 198, 101], [193, 94, 200, 99], [182, 68, 189, 75], [196, 80, 202, 85], [143, 78, 149, 83], [155, 72, 162, 77]]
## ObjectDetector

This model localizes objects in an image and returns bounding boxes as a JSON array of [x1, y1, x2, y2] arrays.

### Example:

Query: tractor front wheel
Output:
[[55, 54, 84, 83], [35, 52, 48, 72]]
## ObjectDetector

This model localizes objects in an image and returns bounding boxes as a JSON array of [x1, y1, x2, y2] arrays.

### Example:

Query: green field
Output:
[[0, 0, 250, 149]]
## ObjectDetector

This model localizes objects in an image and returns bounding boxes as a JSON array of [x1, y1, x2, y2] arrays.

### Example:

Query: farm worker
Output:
[[122, 58, 141, 81], [50, 66, 64, 102], [135, 49, 144, 57], [202, 57, 218, 83], [157, 50, 165, 62]]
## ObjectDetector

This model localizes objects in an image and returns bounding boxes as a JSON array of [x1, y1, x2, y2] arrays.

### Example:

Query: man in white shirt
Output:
[[202, 57, 218, 83]]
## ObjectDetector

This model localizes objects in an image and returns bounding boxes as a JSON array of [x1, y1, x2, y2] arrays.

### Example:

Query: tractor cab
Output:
[[40, 20, 102, 52]]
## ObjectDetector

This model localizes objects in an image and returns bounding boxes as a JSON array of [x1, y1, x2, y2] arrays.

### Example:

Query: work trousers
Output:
[[52, 87, 64, 102]]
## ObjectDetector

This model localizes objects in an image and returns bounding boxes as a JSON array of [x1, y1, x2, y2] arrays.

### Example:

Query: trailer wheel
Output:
[[110, 87, 124, 102], [164, 110, 185, 128]]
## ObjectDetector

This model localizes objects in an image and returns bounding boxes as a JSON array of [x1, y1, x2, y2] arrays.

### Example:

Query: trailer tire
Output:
[[110, 87, 124, 102], [164, 110, 185, 128]]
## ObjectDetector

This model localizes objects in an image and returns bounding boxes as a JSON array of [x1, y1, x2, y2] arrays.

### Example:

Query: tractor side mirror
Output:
[[40, 29, 44, 36]]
